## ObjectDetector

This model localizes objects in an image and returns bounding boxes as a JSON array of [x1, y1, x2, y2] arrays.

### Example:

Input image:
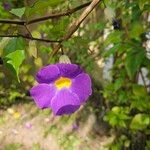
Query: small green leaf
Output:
[[28, 41, 37, 58], [4, 50, 25, 81], [10, 7, 25, 18], [130, 114, 150, 130]]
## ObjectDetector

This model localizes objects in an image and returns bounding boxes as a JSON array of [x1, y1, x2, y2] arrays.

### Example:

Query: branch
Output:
[[0, 2, 91, 25], [0, 19, 25, 25], [50, 0, 101, 57], [27, 1, 91, 24], [0, 34, 61, 43]]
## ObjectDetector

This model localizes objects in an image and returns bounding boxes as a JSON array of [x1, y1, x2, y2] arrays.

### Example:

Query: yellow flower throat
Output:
[[55, 77, 72, 90]]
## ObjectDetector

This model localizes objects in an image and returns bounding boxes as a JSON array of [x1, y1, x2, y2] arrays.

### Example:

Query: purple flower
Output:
[[30, 63, 92, 116], [3, 2, 11, 11]]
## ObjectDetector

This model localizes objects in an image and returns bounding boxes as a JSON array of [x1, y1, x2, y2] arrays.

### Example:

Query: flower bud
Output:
[[59, 55, 71, 64]]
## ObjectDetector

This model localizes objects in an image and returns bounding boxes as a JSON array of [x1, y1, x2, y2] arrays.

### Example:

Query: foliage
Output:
[[0, 0, 149, 149], [102, 0, 150, 149]]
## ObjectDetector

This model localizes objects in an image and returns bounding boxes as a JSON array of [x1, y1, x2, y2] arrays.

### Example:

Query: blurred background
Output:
[[0, 0, 150, 150]]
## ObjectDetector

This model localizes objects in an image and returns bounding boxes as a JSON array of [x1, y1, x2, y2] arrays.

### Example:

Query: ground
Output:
[[0, 100, 114, 150]]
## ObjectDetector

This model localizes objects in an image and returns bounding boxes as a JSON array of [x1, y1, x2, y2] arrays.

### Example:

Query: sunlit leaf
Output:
[[4, 50, 25, 81], [10, 7, 25, 18], [28, 41, 37, 58], [130, 114, 150, 130]]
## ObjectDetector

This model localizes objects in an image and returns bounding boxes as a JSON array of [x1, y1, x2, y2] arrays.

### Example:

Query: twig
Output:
[[0, 34, 61, 43], [0, 2, 91, 25], [50, 0, 101, 57], [24, 24, 33, 39]]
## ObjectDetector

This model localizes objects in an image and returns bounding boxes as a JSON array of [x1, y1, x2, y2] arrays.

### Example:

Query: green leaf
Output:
[[137, 0, 150, 10], [129, 22, 144, 39], [40, 46, 52, 54], [10, 7, 25, 18], [28, 41, 37, 58], [104, 31, 124, 46], [114, 78, 124, 91], [4, 37, 25, 56], [104, 106, 130, 127], [143, 4, 150, 11], [26, 0, 64, 17], [125, 48, 145, 79], [131, 97, 150, 111], [132, 4, 141, 21], [103, 43, 119, 57], [132, 84, 147, 97], [4, 50, 25, 81], [130, 114, 150, 130]]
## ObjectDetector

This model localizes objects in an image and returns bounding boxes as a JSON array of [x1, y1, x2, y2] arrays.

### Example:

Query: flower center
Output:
[[55, 77, 72, 90]]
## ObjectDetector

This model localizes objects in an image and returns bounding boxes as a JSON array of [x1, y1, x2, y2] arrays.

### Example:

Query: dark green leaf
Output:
[[125, 48, 145, 79], [4, 38, 25, 56]]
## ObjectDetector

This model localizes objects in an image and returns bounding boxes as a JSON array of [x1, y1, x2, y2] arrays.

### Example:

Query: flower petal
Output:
[[71, 73, 92, 103], [36, 65, 60, 83], [51, 89, 80, 115], [30, 84, 56, 109], [56, 63, 83, 78]]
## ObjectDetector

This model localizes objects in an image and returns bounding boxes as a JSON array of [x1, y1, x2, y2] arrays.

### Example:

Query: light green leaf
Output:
[[130, 114, 150, 130], [28, 41, 37, 58], [4, 50, 25, 81], [10, 7, 25, 18]]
